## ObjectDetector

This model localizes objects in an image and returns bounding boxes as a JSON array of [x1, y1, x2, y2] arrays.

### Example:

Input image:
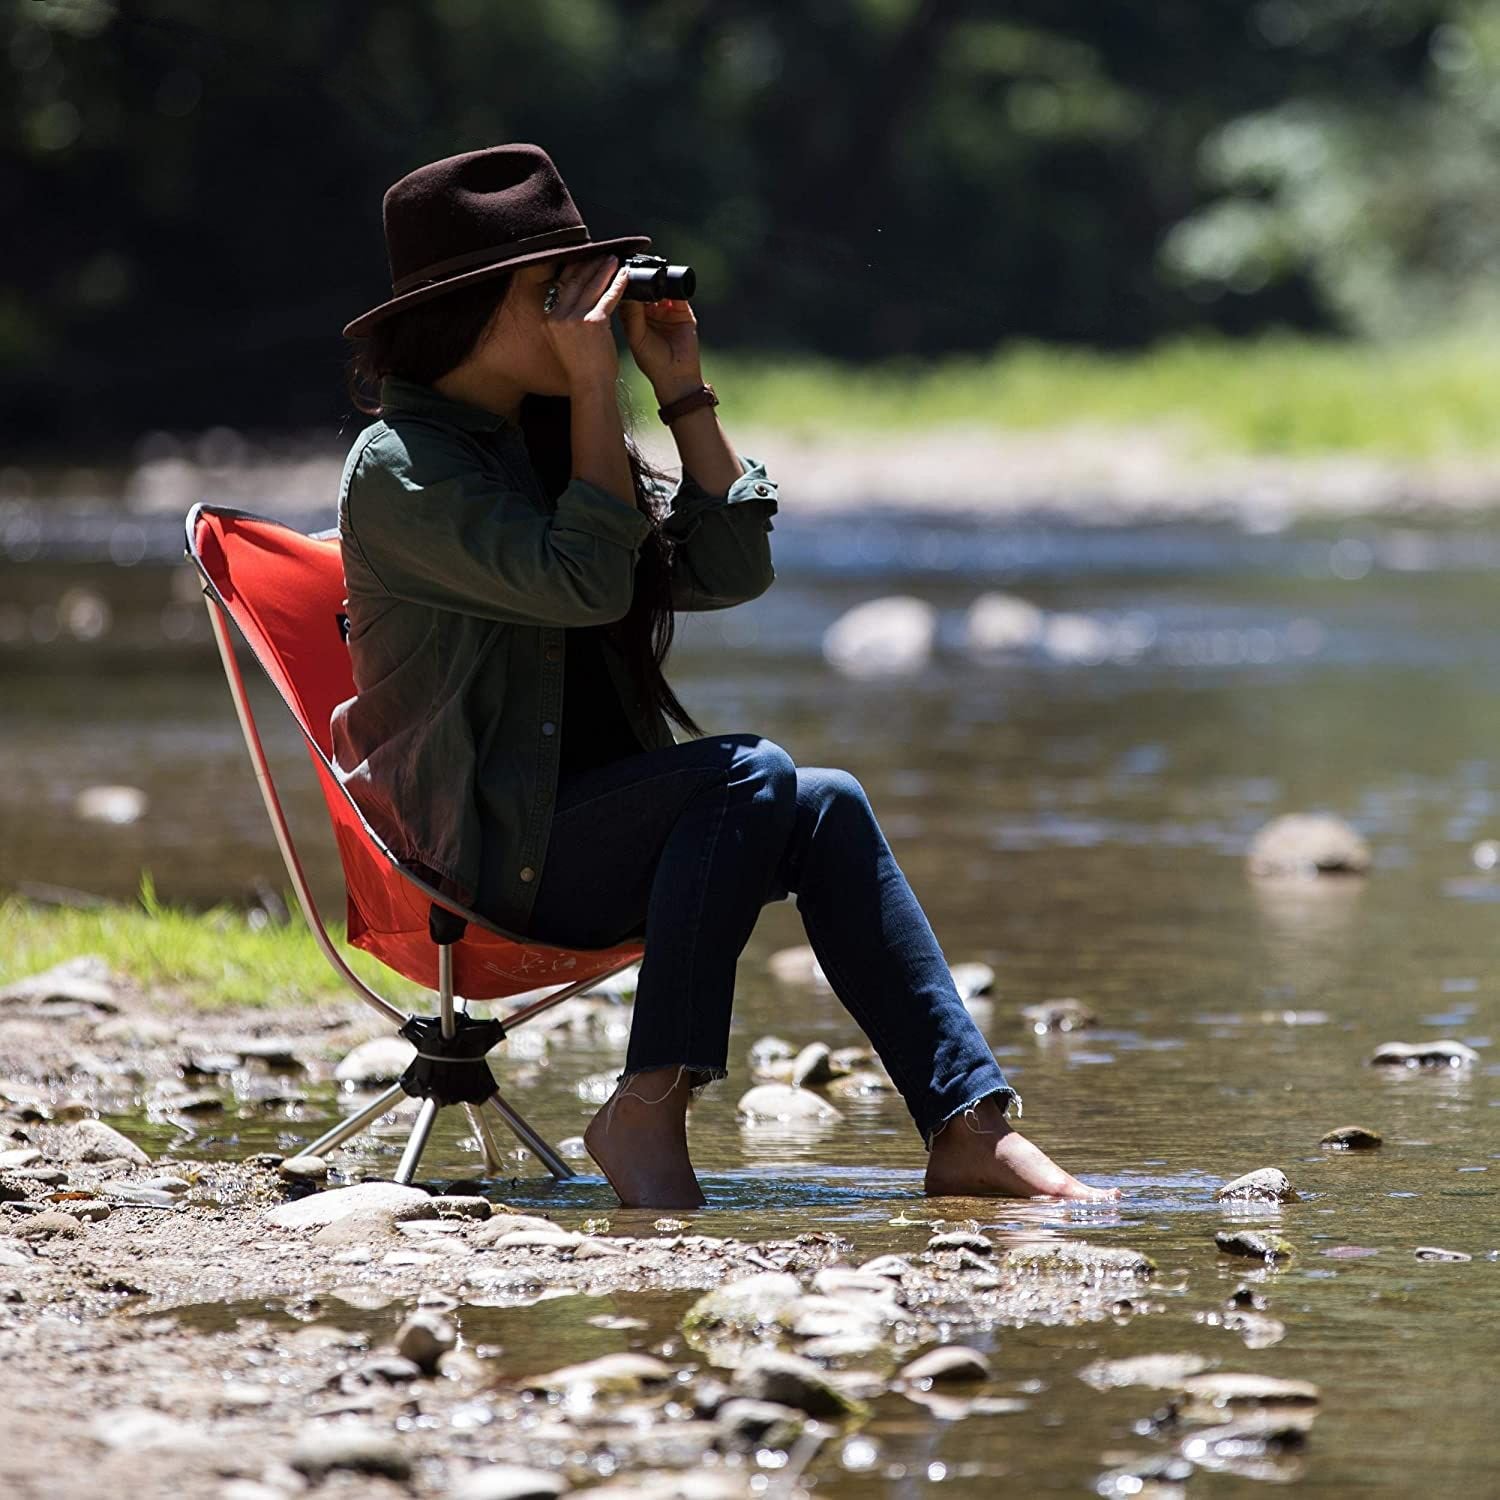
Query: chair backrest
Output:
[[185, 503, 643, 999]]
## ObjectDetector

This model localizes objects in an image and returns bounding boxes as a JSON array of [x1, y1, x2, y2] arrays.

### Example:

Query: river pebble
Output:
[[13, 1210, 82, 1239], [1000, 1241, 1156, 1281], [735, 1084, 840, 1123], [394, 1308, 456, 1371], [1215, 1167, 1298, 1203], [0, 955, 121, 1014], [1413, 1245, 1472, 1262], [927, 1229, 993, 1256], [822, 594, 936, 678], [522, 1352, 674, 1399], [682, 1272, 803, 1338], [766, 947, 828, 988], [714, 1397, 805, 1449], [450, 1464, 570, 1500], [732, 1348, 865, 1417], [1177, 1372, 1320, 1412], [789, 1041, 835, 1088], [1077, 1352, 1211, 1392], [290, 1422, 412, 1479], [278, 1154, 328, 1181], [1247, 812, 1371, 878], [1215, 1229, 1294, 1262], [898, 1345, 991, 1384], [1369, 1038, 1479, 1068], [1320, 1124, 1383, 1149]]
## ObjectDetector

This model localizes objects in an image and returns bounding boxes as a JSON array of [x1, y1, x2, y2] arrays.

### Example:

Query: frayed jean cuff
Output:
[[616, 1062, 727, 1102], [923, 1085, 1023, 1151]]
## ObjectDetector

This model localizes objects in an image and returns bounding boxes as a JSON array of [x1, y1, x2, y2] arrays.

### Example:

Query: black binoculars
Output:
[[621, 253, 696, 302]]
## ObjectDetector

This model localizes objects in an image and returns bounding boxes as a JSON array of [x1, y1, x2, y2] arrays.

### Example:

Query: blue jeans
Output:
[[491, 733, 1018, 1146]]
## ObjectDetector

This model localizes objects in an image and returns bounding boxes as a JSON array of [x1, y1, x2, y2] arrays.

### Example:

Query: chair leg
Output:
[[394, 1096, 441, 1184], [301, 1082, 408, 1159], [485, 1090, 575, 1181], [464, 1101, 506, 1174]]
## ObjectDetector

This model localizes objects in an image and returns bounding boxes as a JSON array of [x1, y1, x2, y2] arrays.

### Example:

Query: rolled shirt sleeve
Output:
[[661, 453, 779, 611], [344, 428, 654, 626]]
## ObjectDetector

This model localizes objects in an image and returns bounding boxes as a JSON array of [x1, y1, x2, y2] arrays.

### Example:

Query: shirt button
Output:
[[519, 866, 535, 882], [545, 646, 561, 662], [541, 721, 556, 735], [753, 483, 770, 496]]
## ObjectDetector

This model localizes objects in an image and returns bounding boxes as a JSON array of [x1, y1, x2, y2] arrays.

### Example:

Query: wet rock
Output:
[[789, 1042, 835, 1088], [898, 1346, 991, 1384], [63, 1118, 150, 1165], [1096, 1455, 1195, 1498], [572, 1237, 628, 1261], [67, 1200, 111, 1223], [487, 1229, 585, 1252], [7, 1167, 67, 1187], [714, 1397, 805, 1450], [735, 1084, 840, 1124], [1320, 1124, 1383, 1150], [1414, 1246, 1473, 1262], [158, 1088, 225, 1115], [472, 1213, 569, 1245], [264, 1181, 433, 1230], [345, 1355, 422, 1387], [395, 1308, 456, 1372], [857, 1254, 913, 1280], [927, 1229, 993, 1256], [1177, 1372, 1320, 1414], [74, 785, 149, 825], [334, 1035, 416, 1087], [766, 948, 828, 989], [813, 1268, 905, 1303], [1215, 1167, 1298, 1204], [0, 955, 120, 1013], [964, 592, 1045, 653], [829, 1045, 877, 1073], [1021, 997, 1096, 1033], [13, 1211, 82, 1240], [1369, 1039, 1479, 1069], [279, 1154, 329, 1182], [450, 1465, 569, 1500], [182, 1053, 241, 1078], [434, 1194, 492, 1220], [1077, 1352, 1212, 1392], [732, 1349, 866, 1418], [290, 1422, 412, 1480], [682, 1272, 803, 1339], [949, 962, 995, 1001], [0, 1149, 40, 1171], [1215, 1229, 1294, 1262], [826, 1069, 896, 1099], [100, 1182, 180, 1209], [822, 595, 936, 678], [1000, 1242, 1156, 1281], [749, 1035, 798, 1075], [522, 1352, 674, 1398], [229, 1035, 306, 1069], [783, 1294, 892, 1342], [90, 1406, 209, 1454], [93, 1015, 175, 1047], [1221, 1311, 1287, 1348], [1248, 813, 1371, 878]]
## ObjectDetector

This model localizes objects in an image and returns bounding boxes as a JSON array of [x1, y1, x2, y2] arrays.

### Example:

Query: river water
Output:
[[2, 500, 1497, 1495]]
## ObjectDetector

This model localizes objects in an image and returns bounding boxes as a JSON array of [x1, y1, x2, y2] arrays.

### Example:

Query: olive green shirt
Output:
[[330, 375, 778, 936]]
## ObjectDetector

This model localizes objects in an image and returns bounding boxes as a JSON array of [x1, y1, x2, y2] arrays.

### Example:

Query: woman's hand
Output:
[[539, 253, 630, 392], [619, 294, 704, 403]]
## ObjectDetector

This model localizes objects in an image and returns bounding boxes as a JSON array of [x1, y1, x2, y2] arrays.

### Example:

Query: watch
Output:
[[657, 382, 719, 425]]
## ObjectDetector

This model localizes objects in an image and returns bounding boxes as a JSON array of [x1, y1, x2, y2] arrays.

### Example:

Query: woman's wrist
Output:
[[651, 369, 707, 408]]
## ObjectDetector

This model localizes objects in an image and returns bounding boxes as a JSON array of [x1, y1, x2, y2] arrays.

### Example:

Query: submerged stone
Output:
[[1178, 1372, 1320, 1411], [1320, 1125, 1383, 1150], [1077, 1352, 1212, 1392], [1369, 1039, 1479, 1069], [714, 1397, 805, 1450], [1020, 997, 1097, 1033], [735, 1084, 840, 1123], [1413, 1246, 1473, 1262], [1215, 1167, 1298, 1204], [1248, 813, 1371, 878], [898, 1345, 991, 1384], [1215, 1229, 1294, 1262], [732, 1349, 866, 1418], [1000, 1241, 1156, 1281]]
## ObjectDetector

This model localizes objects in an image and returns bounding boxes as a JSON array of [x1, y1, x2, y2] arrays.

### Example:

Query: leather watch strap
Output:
[[657, 382, 719, 425]]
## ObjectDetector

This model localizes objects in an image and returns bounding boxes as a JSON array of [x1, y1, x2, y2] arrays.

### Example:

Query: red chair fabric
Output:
[[187, 504, 644, 999]]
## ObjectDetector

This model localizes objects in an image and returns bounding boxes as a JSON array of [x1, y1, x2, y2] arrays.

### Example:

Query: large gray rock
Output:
[[64, 1118, 150, 1165], [264, 1182, 433, 1230]]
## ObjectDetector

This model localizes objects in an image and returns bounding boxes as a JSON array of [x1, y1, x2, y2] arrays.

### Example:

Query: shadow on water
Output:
[[7, 504, 1500, 1494]]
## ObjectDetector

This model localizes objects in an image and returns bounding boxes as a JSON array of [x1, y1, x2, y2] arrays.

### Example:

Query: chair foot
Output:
[[485, 1090, 576, 1181], [464, 1101, 506, 1175], [394, 1096, 441, 1184], [300, 1082, 408, 1160]]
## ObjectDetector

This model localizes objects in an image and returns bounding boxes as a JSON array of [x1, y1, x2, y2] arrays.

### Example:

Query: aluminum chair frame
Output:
[[188, 506, 641, 1185]]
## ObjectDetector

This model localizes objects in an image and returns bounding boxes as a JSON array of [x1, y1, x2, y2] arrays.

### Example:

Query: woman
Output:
[[334, 144, 1118, 1208]]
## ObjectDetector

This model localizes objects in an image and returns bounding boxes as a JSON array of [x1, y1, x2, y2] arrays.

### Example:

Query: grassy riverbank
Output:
[[624, 333, 1500, 458], [0, 877, 423, 1010]]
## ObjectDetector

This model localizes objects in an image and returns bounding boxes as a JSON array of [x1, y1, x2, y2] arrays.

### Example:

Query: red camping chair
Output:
[[185, 503, 644, 1185]]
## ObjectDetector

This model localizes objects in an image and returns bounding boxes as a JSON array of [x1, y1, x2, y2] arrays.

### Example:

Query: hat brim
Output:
[[342, 234, 654, 340]]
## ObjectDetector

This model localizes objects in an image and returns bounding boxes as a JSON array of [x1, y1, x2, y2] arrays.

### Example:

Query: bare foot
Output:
[[924, 1096, 1121, 1201], [583, 1066, 706, 1209]]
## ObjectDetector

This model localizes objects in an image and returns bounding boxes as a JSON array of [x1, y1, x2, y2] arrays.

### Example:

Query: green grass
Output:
[[0, 874, 425, 1011], [624, 333, 1500, 458]]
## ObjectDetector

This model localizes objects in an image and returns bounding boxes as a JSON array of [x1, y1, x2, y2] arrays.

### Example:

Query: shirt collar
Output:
[[378, 375, 516, 433]]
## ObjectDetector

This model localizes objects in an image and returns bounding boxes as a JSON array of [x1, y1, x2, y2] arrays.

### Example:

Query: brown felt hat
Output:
[[341, 142, 652, 340]]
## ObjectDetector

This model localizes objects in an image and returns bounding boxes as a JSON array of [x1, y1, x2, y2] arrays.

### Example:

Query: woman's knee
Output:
[[797, 766, 873, 821], [732, 735, 798, 806]]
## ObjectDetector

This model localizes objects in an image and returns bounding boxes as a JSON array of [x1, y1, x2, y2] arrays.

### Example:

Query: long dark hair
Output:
[[344, 271, 705, 739]]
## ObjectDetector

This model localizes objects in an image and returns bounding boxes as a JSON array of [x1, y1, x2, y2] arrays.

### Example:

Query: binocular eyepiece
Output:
[[621, 253, 696, 302]]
